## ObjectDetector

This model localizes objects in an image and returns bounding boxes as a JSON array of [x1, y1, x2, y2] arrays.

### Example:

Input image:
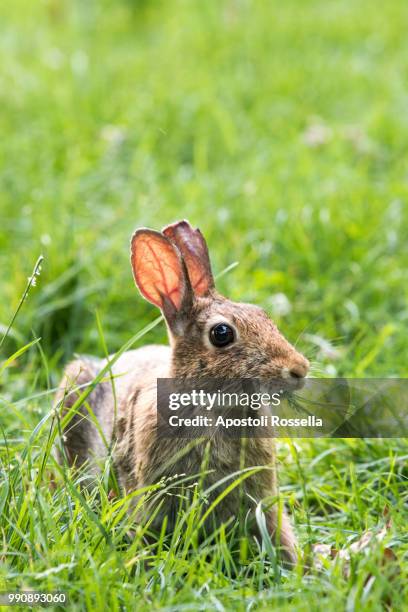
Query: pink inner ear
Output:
[[163, 221, 213, 297], [183, 257, 208, 295], [131, 232, 184, 310]]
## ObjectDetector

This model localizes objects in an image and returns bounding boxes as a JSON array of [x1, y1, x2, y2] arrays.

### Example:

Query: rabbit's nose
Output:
[[288, 357, 309, 379]]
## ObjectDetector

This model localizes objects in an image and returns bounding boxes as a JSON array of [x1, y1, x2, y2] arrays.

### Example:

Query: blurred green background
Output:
[[0, 0, 407, 379]]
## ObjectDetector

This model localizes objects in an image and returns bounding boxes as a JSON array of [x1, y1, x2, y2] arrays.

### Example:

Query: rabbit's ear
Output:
[[163, 220, 214, 297], [131, 229, 192, 327]]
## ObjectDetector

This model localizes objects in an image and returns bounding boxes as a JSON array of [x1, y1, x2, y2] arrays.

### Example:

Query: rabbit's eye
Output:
[[210, 323, 235, 347]]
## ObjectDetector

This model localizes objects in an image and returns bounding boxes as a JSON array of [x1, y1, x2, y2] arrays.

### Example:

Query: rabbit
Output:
[[55, 220, 309, 565]]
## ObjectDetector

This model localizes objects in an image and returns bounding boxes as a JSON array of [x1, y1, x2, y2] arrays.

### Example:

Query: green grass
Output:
[[0, 0, 407, 609]]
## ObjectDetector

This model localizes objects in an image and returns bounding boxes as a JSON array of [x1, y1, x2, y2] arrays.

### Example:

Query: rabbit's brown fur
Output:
[[55, 220, 309, 565]]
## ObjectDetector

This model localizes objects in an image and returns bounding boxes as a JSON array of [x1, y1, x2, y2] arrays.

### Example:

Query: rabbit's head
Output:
[[131, 220, 309, 380]]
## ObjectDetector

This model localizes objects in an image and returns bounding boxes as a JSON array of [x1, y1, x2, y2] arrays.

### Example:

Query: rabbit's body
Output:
[[56, 220, 309, 565], [58, 345, 290, 553], [56, 345, 168, 476]]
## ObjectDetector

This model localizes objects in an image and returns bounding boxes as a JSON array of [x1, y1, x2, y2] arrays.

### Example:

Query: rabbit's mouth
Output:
[[286, 374, 307, 388], [255, 376, 307, 406], [270, 375, 307, 393]]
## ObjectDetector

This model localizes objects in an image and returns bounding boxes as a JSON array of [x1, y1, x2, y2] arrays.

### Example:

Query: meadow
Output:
[[0, 0, 407, 609]]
